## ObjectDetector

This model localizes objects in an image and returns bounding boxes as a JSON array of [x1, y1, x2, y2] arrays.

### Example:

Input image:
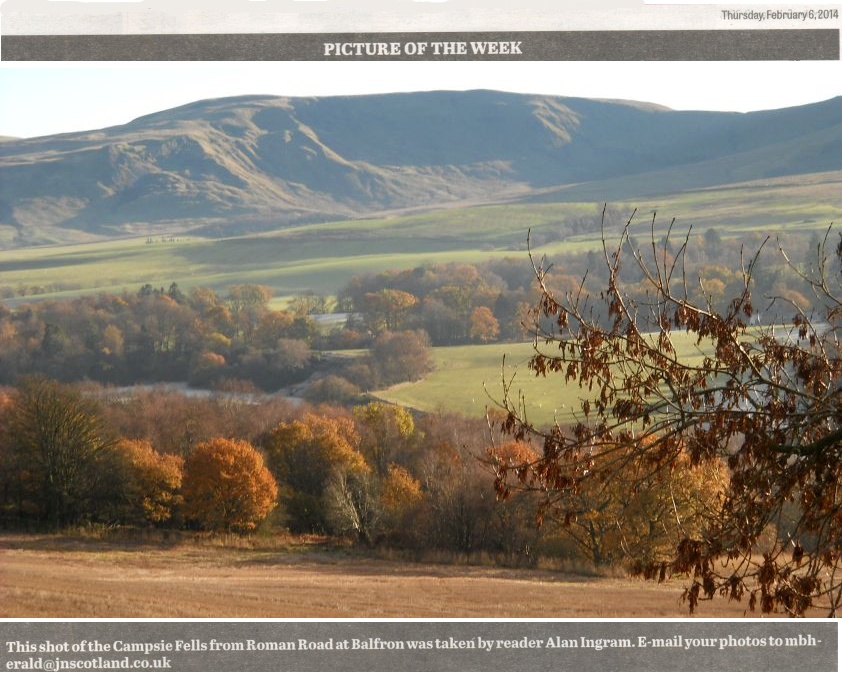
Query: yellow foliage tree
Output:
[[182, 438, 278, 532], [264, 413, 367, 532], [380, 464, 423, 524], [491, 436, 726, 568], [353, 402, 415, 475], [116, 439, 184, 525]]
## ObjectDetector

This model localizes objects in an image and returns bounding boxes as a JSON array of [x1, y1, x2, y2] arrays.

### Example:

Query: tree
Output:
[[353, 402, 416, 475], [4, 377, 116, 527], [323, 467, 380, 544], [417, 436, 496, 556], [226, 284, 273, 343], [494, 213, 842, 616], [469, 306, 500, 343], [359, 289, 418, 333], [253, 310, 295, 350], [303, 375, 363, 405], [324, 462, 423, 546], [181, 438, 278, 532], [370, 330, 434, 386], [113, 439, 184, 525], [264, 413, 368, 533], [379, 463, 424, 528], [289, 291, 334, 317], [491, 438, 724, 568]]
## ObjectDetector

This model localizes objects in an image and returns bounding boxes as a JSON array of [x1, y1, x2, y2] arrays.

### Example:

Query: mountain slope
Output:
[[1, 91, 840, 246]]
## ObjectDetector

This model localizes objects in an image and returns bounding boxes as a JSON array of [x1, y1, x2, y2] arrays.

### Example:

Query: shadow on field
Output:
[[0, 529, 196, 552], [0, 531, 599, 585], [229, 550, 598, 585]]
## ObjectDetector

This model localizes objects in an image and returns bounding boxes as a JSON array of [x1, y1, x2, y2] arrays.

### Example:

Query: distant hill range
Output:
[[1, 90, 841, 246]]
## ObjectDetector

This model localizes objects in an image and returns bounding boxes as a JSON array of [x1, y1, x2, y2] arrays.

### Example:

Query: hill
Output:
[[1, 91, 841, 246]]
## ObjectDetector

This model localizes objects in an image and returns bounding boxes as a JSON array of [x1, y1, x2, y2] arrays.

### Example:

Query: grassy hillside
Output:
[[1, 92, 840, 245], [373, 341, 568, 426], [374, 333, 709, 427], [1, 170, 839, 305]]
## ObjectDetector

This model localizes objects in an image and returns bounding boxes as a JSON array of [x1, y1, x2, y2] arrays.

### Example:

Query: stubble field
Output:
[[0, 534, 753, 619]]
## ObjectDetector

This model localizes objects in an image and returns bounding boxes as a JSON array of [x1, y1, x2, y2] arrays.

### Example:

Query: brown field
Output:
[[0, 533, 756, 619]]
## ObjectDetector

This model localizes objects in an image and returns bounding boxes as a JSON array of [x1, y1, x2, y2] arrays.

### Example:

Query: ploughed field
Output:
[[1, 534, 752, 618]]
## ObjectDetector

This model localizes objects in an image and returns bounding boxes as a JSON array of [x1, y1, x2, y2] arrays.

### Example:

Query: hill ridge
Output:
[[1, 91, 841, 247]]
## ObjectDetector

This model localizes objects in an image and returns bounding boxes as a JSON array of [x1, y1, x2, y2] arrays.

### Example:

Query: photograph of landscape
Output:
[[1, 63, 842, 619]]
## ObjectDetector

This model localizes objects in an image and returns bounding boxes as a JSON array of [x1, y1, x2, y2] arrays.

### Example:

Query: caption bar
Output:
[[2, 30, 839, 61], [0, 622, 837, 672]]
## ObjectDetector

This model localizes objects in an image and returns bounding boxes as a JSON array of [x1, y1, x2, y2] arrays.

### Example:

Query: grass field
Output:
[[374, 342, 573, 427], [1, 171, 840, 305], [0, 533, 754, 618], [375, 334, 710, 427]]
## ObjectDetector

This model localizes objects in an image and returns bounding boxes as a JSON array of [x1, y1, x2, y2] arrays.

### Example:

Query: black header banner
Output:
[[2, 29, 839, 61]]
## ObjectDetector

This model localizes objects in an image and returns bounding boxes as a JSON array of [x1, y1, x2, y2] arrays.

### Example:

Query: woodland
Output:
[[1, 214, 841, 616]]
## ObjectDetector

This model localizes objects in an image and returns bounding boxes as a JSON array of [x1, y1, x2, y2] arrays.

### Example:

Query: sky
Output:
[[1, 61, 841, 139]]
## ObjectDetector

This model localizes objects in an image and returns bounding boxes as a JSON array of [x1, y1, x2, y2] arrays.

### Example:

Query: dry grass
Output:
[[0, 532, 756, 619]]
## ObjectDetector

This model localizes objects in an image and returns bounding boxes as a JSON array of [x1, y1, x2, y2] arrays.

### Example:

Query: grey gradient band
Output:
[[2, 29, 839, 61], [0, 621, 837, 672]]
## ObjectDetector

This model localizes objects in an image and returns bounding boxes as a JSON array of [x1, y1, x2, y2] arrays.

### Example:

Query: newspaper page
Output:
[[0, 1, 841, 672]]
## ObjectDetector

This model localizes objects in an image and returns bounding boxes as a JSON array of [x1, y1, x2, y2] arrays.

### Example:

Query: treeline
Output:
[[0, 282, 431, 394], [0, 377, 721, 569], [337, 225, 829, 348], [0, 378, 540, 562], [338, 259, 537, 346], [0, 224, 816, 395], [0, 282, 314, 388]]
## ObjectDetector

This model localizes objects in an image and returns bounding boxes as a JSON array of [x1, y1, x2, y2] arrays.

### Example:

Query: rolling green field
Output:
[[374, 333, 710, 428], [374, 341, 572, 427], [1, 170, 840, 305]]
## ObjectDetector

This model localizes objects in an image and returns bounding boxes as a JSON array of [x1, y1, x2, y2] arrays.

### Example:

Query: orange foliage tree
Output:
[[182, 438, 278, 532], [379, 464, 424, 524], [469, 306, 501, 343]]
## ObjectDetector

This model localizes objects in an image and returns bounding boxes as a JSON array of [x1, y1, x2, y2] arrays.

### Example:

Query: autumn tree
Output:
[[370, 330, 434, 386], [416, 431, 497, 556], [264, 413, 367, 532], [379, 463, 424, 529], [288, 291, 334, 317], [112, 439, 184, 525], [324, 462, 423, 546], [492, 439, 725, 568], [358, 289, 418, 333], [303, 375, 363, 405], [181, 437, 278, 532], [493, 212, 842, 615], [323, 467, 378, 544], [482, 439, 545, 564], [225, 284, 274, 344], [353, 402, 416, 476], [469, 306, 501, 343], [324, 402, 421, 545], [3, 377, 117, 527]]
